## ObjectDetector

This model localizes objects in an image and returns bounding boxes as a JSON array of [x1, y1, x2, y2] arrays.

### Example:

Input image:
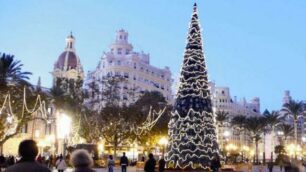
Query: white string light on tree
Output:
[[132, 106, 166, 136], [0, 88, 48, 141], [166, 3, 220, 170]]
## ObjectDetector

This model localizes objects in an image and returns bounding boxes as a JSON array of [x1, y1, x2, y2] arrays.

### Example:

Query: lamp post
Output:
[[158, 137, 168, 158], [58, 113, 71, 156], [223, 131, 231, 163]]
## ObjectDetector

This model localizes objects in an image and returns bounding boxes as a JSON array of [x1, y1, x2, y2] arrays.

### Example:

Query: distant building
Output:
[[3, 33, 85, 156], [280, 90, 305, 144], [209, 82, 261, 149], [209, 82, 260, 116], [85, 29, 173, 110], [52, 32, 84, 90]]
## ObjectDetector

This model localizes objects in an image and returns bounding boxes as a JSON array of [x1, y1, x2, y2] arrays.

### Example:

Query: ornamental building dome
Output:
[[52, 32, 84, 85]]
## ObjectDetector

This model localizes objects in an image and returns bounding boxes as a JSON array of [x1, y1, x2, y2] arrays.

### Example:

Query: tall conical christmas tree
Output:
[[166, 3, 219, 169]]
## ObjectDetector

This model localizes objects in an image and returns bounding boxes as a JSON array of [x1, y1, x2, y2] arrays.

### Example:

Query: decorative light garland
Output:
[[0, 88, 48, 140], [166, 3, 220, 169], [132, 106, 166, 136]]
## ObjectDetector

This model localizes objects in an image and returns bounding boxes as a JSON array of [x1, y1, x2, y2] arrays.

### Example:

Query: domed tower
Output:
[[52, 32, 84, 92]]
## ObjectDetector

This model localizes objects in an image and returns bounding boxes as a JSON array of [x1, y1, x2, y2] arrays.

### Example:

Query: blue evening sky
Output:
[[1, 0, 306, 111]]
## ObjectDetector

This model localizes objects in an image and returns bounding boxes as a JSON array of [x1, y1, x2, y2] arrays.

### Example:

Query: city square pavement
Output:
[[51, 166, 306, 172]]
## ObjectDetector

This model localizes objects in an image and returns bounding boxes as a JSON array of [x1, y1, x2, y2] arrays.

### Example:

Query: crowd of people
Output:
[[0, 139, 222, 172], [0, 140, 171, 172], [1, 140, 95, 172]]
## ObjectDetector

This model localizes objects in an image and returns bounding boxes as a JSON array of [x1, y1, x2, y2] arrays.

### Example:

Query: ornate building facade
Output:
[[84, 29, 173, 110], [209, 82, 260, 117], [52, 32, 84, 90], [210, 82, 261, 151], [3, 33, 84, 156]]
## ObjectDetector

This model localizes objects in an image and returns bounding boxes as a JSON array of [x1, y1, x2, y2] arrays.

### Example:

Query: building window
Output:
[[115, 71, 121, 76], [117, 60, 121, 65], [124, 72, 129, 78], [126, 49, 130, 55], [123, 95, 128, 100], [118, 48, 122, 54], [134, 63, 137, 69]]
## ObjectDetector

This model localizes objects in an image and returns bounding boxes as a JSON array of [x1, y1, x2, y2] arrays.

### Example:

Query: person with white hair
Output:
[[70, 149, 96, 172]]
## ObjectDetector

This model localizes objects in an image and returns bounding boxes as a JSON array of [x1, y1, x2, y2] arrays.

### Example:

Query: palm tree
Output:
[[282, 100, 304, 146], [215, 111, 229, 151], [0, 53, 32, 153], [0, 53, 32, 90], [231, 115, 246, 146], [263, 110, 282, 161], [278, 123, 294, 145], [244, 116, 266, 164]]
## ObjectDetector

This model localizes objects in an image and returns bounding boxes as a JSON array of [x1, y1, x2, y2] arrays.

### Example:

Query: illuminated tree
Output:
[[166, 3, 219, 169], [0, 53, 43, 152]]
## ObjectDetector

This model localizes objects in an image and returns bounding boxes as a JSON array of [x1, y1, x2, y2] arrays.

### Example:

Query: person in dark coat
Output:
[[267, 161, 274, 172], [120, 152, 129, 172], [4, 140, 51, 172], [0, 154, 5, 171], [144, 153, 156, 172], [210, 155, 221, 172], [158, 158, 166, 172]]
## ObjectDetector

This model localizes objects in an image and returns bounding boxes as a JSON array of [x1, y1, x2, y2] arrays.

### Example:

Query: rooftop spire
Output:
[[65, 31, 75, 51]]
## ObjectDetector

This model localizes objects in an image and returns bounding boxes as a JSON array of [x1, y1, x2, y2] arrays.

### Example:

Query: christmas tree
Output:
[[166, 3, 220, 169]]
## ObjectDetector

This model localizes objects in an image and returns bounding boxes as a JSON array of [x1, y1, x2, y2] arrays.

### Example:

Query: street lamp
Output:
[[158, 137, 168, 157], [58, 113, 71, 156], [277, 131, 284, 145]]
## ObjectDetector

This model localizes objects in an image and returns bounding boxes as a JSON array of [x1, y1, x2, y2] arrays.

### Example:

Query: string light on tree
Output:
[[166, 3, 220, 169]]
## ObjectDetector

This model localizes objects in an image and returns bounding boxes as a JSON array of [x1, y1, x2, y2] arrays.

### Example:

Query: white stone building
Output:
[[209, 82, 260, 117], [209, 82, 261, 150], [281, 90, 305, 144], [52, 32, 84, 85], [85, 29, 173, 110]]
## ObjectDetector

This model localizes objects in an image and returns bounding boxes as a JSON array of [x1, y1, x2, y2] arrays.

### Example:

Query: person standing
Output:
[[56, 155, 67, 172], [210, 155, 221, 172], [0, 154, 5, 172], [158, 158, 165, 172], [108, 155, 115, 172], [144, 153, 156, 172], [120, 152, 129, 172], [4, 139, 51, 172], [70, 149, 96, 172], [267, 161, 274, 172]]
